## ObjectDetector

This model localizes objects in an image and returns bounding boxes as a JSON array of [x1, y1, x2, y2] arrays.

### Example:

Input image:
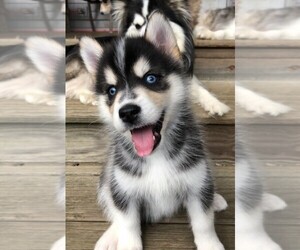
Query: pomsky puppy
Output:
[[80, 12, 226, 250]]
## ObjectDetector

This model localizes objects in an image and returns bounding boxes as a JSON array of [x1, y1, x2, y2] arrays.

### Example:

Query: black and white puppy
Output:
[[80, 12, 225, 250]]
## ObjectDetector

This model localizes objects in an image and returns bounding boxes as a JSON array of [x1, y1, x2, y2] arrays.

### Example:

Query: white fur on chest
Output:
[[114, 152, 207, 220]]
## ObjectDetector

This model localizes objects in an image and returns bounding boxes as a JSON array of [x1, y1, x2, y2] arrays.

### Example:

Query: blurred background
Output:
[[0, 1, 65, 250]]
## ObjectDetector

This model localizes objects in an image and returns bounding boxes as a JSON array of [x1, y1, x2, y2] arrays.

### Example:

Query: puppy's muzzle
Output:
[[119, 104, 141, 124]]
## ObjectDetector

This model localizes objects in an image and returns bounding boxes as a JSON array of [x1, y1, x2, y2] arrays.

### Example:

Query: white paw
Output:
[[25, 94, 57, 105], [117, 231, 142, 250], [94, 225, 118, 250], [262, 193, 287, 212], [94, 225, 142, 250], [256, 101, 291, 116], [202, 97, 230, 116], [50, 236, 65, 250], [79, 94, 98, 105], [236, 86, 292, 116], [195, 236, 224, 250], [194, 26, 213, 40], [213, 30, 226, 40], [191, 78, 230, 116], [213, 193, 228, 212]]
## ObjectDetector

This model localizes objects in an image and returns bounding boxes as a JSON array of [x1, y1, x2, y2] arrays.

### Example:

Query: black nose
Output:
[[119, 104, 141, 124], [100, 11, 104, 15]]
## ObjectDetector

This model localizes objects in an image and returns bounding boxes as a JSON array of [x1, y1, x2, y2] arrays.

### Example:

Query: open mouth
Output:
[[130, 112, 165, 157]]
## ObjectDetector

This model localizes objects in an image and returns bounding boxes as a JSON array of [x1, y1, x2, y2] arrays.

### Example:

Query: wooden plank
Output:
[[0, 176, 64, 222], [236, 48, 300, 58], [0, 222, 64, 250], [194, 40, 235, 48], [0, 162, 63, 176], [0, 99, 63, 124], [236, 40, 300, 48], [195, 48, 234, 58], [66, 124, 234, 163], [66, 173, 234, 224], [236, 58, 300, 75], [194, 58, 235, 78], [66, 222, 234, 250], [0, 124, 65, 163], [236, 125, 300, 161]]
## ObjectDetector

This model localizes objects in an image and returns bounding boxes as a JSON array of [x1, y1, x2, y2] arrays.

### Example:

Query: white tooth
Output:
[[153, 136, 155, 140]]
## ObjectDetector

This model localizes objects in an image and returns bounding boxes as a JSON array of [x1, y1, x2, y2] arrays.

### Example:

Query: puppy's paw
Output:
[[262, 193, 287, 212], [236, 86, 292, 116], [212, 30, 226, 40], [50, 236, 65, 250], [256, 100, 291, 117], [94, 225, 118, 250], [195, 236, 225, 250], [118, 232, 142, 250], [203, 97, 230, 116], [213, 193, 228, 212], [79, 93, 98, 105], [193, 26, 213, 40], [25, 94, 57, 106]]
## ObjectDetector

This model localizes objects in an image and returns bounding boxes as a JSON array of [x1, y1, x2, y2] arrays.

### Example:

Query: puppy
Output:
[[100, 0, 112, 15], [0, 37, 64, 106], [80, 12, 225, 250], [193, 6, 235, 40]]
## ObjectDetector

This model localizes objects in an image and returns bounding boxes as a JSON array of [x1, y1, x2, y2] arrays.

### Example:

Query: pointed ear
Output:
[[145, 12, 180, 59], [25, 37, 64, 76], [80, 37, 103, 76]]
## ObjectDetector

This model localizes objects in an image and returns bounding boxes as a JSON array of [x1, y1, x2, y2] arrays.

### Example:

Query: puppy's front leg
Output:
[[95, 203, 142, 250], [186, 197, 224, 250], [116, 206, 142, 250]]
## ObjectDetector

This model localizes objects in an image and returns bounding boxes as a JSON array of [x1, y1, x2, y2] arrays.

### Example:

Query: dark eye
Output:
[[108, 86, 117, 96], [145, 74, 158, 84]]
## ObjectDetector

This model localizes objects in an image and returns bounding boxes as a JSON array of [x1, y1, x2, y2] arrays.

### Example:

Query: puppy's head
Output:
[[81, 12, 188, 157], [100, 0, 112, 15]]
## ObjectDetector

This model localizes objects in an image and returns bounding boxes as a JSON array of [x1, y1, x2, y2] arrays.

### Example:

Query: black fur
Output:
[[110, 176, 130, 211], [199, 170, 215, 211]]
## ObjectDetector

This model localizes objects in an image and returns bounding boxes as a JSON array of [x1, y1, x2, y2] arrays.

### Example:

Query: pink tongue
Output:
[[131, 126, 155, 157]]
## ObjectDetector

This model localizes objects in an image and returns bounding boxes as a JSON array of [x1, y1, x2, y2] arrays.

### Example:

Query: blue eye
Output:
[[108, 86, 117, 96], [145, 74, 157, 84]]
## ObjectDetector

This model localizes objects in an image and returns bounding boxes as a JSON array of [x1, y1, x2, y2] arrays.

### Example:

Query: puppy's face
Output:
[[81, 13, 187, 157], [100, 0, 112, 15]]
